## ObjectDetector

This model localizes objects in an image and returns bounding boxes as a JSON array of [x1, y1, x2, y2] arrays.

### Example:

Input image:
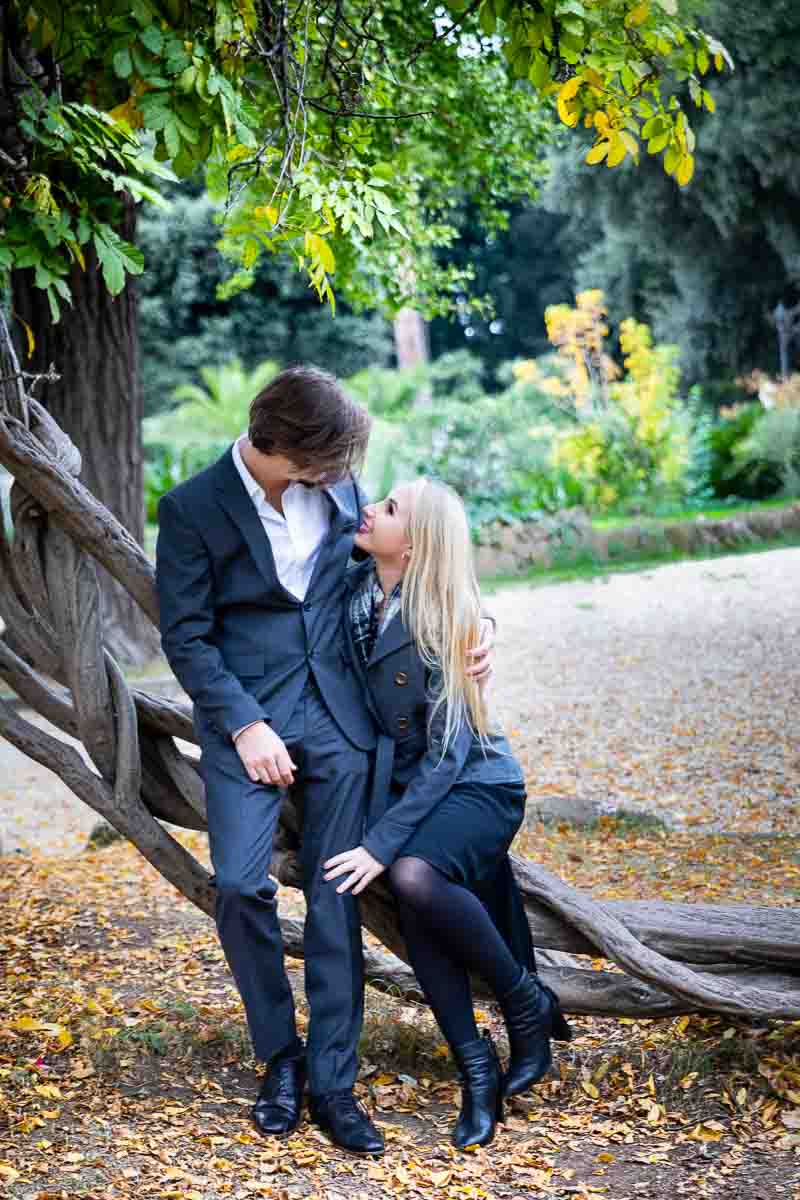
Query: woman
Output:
[[324, 478, 570, 1150]]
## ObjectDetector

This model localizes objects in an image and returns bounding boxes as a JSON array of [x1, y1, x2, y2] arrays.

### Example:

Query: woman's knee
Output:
[[389, 855, 439, 908]]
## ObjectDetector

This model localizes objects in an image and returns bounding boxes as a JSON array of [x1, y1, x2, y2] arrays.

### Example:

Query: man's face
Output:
[[247, 443, 334, 487]]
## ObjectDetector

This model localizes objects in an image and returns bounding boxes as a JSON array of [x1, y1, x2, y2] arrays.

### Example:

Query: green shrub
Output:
[[733, 407, 800, 497], [707, 404, 781, 499]]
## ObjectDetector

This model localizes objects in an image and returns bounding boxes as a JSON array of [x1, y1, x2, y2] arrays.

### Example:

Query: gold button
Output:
[[394, 671, 409, 686], [396, 716, 409, 731]]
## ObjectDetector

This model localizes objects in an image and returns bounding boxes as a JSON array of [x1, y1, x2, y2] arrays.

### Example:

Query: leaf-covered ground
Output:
[[2, 548, 800, 1198], [2, 828, 800, 1200]]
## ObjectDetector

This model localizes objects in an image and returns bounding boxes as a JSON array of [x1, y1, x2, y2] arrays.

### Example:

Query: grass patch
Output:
[[594, 495, 799, 530], [481, 530, 800, 593], [591, 809, 671, 835], [360, 990, 453, 1080], [89, 1004, 251, 1074]]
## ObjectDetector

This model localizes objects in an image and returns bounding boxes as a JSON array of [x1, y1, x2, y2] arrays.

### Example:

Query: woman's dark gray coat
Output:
[[342, 559, 535, 970]]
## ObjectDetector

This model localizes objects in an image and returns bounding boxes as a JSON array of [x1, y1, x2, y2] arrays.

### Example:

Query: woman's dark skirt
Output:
[[390, 777, 536, 973]]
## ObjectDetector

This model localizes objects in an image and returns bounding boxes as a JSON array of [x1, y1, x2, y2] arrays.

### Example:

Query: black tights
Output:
[[388, 855, 523, 1048]]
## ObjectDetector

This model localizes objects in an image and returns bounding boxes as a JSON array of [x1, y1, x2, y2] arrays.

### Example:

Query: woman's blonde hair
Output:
[[400, 477, 490, 753]]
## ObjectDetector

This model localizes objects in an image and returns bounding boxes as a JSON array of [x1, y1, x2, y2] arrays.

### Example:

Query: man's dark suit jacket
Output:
[[155, 446, 376, 753]]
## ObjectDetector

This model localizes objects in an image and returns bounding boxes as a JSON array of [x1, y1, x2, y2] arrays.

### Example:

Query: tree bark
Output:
[[393, 307, 432, 408], [11, 196, 158, 666]]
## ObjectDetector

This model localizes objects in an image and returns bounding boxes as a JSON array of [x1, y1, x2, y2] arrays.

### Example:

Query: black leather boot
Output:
[[499, 969, 572, 1099], [451, 1034, 504, 1150]]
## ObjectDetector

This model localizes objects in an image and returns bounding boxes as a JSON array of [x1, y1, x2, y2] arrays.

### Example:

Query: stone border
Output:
[[475, 502, 800, 577]]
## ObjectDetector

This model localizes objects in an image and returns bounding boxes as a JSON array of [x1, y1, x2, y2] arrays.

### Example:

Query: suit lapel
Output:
[[305, 478, 356, 597], [342, 561, 379, 716], [214, 447, 284, 594]]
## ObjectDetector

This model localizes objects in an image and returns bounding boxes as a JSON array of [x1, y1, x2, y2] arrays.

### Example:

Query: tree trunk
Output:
[[11, 197, 158, 666], [393, 307, 432, 408]]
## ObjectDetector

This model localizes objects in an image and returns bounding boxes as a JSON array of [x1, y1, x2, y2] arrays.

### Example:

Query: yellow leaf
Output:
[[557, 76, 582, 128], [254, 205, 280, 225], [620, 130, 639, 158], [626, 2, 650, 27], [65, 239, 86, 272], [35, 1084, 62, 1099], [559, 76, 582, 102], [586, 141, 609, 165], [581, 1079, 600, 1099], [14, 314, 36, 359], [714, 52, 724, 71], [597, 1152, 615, 1163], [12, 1016, 43, 1031], [606, 134, 628, 168], [108, 97, 143, 130], [676, 153, 695, 186], [687, 1122, 723, 1142], [703, 90, 716, 113], [307, 233, 335, 274]]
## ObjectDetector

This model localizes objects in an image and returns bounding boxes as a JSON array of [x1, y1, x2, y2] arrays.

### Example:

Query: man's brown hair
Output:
[[248, 365, 371, 482]]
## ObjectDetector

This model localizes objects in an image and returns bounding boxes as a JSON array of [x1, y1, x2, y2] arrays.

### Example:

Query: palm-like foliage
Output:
[[144, 359, 280, 448]]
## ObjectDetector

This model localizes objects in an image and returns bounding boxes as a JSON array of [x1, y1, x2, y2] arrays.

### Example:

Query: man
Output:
[[156, 365, 491, 1155]]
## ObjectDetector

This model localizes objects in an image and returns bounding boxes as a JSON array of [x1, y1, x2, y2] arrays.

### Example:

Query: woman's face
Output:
[[354, 483, 415, 561]]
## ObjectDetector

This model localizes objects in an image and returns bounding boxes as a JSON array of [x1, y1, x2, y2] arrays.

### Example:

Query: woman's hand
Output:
[[467, 616, 495, 683], [323, 846, 386, 895]]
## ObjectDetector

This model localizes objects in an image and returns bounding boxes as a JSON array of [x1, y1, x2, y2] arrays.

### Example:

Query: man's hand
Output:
[[235, 721, 297, 787], [467, 616, 495, 683], [323, 846, 386, 895]]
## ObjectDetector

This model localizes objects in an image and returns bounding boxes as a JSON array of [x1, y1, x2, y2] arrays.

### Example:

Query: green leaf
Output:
[[647, 130, 670, 154], [528, 53, 550, 89], [164, 119, 181, 159], [132, 0, 153, 26], [113, 48, 133, 79], [46, 286, 61, 323], [140, 25, 164, 55], [93, 228, 145, 295], [480, 5, 497, 36]]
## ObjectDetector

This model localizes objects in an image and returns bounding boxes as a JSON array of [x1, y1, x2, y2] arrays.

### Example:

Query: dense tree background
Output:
[[137, 189, 393, 415], [425, 0, 800, 400]]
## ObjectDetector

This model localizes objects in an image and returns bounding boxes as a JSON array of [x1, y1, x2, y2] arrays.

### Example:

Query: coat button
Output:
[[394, 671, 409, 686], [396, 715, 409, 731]]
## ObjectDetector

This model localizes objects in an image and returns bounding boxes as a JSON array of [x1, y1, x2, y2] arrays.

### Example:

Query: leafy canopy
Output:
[[2, 0, 725, 321]]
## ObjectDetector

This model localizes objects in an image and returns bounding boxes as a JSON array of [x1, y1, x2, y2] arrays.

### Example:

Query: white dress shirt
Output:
[[230, 438, 333, 744], [232, 436, 331, 601]]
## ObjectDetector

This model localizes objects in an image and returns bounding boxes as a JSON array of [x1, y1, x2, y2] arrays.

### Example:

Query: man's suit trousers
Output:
[[201, 678, 369, 1095]]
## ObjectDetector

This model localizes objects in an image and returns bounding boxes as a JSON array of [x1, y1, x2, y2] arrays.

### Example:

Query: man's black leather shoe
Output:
[[309, 1090, 384, 1156], [253, 1053, 307, 1137]]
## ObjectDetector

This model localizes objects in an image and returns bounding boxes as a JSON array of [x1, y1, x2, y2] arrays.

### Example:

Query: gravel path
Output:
[[491, 546, 800, 834], [1, 546, 798, 854]]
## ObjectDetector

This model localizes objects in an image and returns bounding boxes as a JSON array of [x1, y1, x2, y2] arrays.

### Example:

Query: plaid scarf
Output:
[[350, 564, 403, 668]]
